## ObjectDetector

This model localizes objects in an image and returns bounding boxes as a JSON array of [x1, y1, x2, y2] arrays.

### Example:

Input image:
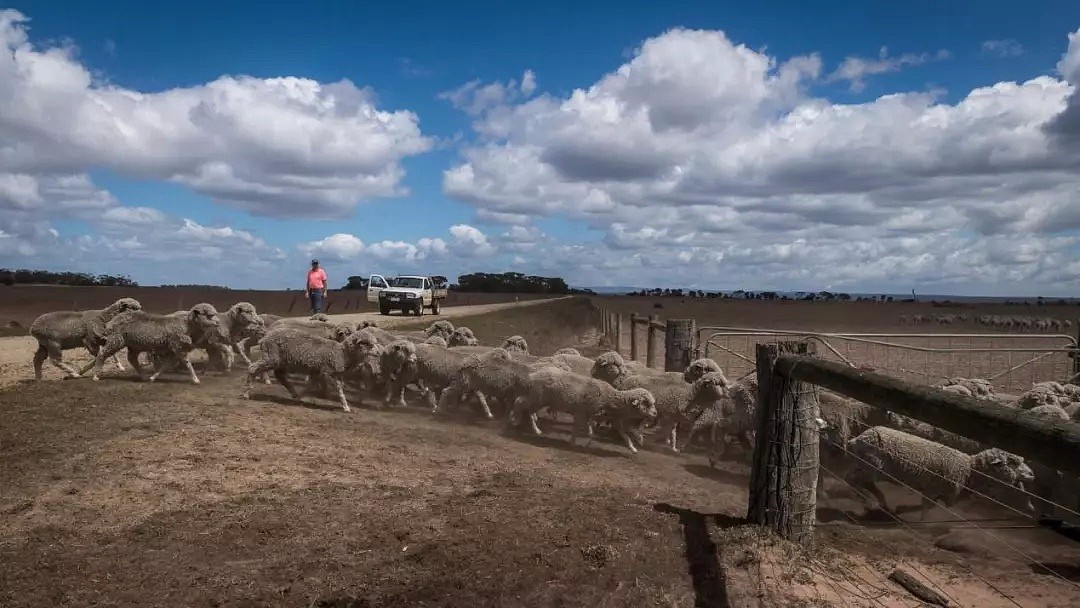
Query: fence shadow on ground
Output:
[[654, 503, 745, 608]]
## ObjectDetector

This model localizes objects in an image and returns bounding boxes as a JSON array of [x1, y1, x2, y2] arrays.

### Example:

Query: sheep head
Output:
[[623, 387, 657, 421], [344, 331, 382, 368], [425, 320, 454, 339], [500, 335, 529, 354], [330, 323, 355, 342], [228, 302, 259, 327], [381, 340, 418, 376], [310, 313, 330, 322], [357, 320, 378, 330], [186, 303, 220, 338], [105, 298, 143, 318], [687, 371, 732, 414], [971, 448, 1035, 492], [683, 358, 722, 384], [448, 327, 478, 347], [591, 351, 628, 385]]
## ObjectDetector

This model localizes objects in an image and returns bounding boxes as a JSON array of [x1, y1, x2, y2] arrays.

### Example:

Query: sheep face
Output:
[[330, 323, 355, 342], [501, 335, 529, 354], [383, 340, 418, 373], [228, 302, 259, 327], [591, 352, 627, 384], [683, 358, 722, 384], [626, 387, 658, 420], [109, 298, 143, 316], [972, 449, 1035, 490], [358, 320, 378, 330], [187, 303, 220, 333], [448, 327, 478, 347], [344, 332, 382, 368], [425, 320, 454, 339]]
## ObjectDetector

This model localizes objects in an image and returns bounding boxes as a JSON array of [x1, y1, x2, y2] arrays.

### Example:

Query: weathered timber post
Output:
[[1073, 318, 1080, 377], [664, 319, 696, 372], [647, 315, 660, 369], [630, 314, 640, 361], [615, 313, 624, 354], [748, 341, 819, 546]]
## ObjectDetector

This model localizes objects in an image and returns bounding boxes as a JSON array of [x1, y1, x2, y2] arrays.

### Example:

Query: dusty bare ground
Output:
[[1, 298, 1078, 606], [0, 296, 567, 390]]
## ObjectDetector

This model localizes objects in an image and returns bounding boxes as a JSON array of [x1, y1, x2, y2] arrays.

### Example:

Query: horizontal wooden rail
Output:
[[776, 354, 1080, 475]]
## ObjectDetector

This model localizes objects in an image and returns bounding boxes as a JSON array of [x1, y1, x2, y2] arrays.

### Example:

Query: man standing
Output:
[[305, 259, 328, 315]]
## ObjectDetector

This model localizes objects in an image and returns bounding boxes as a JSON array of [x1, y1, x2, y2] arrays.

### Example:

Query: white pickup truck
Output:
[[366, 274, 448, 316]]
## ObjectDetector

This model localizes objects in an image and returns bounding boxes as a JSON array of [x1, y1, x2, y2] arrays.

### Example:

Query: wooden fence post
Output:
[[748, 341, 819, 546], [1073, 318, 1080, 377], [630, 313, 640, 361], [615, 313, 623, 354], [664, 319, 696, 372], [647, 314, 660, 369]]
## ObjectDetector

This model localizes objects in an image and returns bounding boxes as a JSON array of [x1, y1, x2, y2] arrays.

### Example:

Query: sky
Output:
[[2, 2, 1080, 296]]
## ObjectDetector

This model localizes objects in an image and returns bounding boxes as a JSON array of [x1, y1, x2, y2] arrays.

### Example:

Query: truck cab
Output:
[[367, 274, 447, 316]]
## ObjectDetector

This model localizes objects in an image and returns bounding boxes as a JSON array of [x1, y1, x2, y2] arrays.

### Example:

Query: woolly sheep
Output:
[[683, 358, 722, 384], [30, 297, 142, 379], [242, 328, 381, 412], [837, 426, 1034, 520], [449, 348, 535, 419], [425, 336, 448, 347], [448, 327, 479, 347], [939, 377, 995, 398], [500, 335, 529, 354], [553, 347, 581, 357], [426, 320, 454, 340], [414, 344, 490, 416], [80, 304, 221, 384], [379, 340, 419, 408], [309, 313, 330, 322], [510, 366, 657, 454], [545, 352, 594, 377]]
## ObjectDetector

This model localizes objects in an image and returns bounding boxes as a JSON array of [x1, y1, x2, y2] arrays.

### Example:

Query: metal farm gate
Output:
[[696, 327, 1079, 395]]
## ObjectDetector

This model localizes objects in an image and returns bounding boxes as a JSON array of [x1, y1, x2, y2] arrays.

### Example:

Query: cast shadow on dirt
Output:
[[654, 502, 745, 608]]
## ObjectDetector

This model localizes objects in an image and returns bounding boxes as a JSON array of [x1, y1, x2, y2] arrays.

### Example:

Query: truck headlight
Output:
[[406, 293, 418, 299]]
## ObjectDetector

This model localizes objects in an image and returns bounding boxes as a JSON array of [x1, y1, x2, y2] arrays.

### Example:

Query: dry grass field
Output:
[[2, 296, 1079, 606]]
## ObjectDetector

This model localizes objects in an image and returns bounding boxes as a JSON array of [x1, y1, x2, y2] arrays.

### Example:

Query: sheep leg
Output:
[[32, 344, 48, 380], [616, 419, 640, 455], [146, 355, 174, 383], [385, 379, 407, 408], [42, 340, 80, 378], [126, 349, 146, 378], [333, 378, 351, 413], [473, 391, 494, 419], [84, 338, 124, 380], [178, 354, 199, 385], [242, 360, 276, 399], [668, 424, 680, 453], [275, 370, 301, 399]]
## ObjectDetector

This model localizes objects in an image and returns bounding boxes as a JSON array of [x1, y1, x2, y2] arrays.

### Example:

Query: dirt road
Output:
[[0, 297, 567, 388]]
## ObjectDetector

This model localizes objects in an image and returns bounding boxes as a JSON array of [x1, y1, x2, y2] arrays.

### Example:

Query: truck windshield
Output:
[[389, 277, 424, 289]]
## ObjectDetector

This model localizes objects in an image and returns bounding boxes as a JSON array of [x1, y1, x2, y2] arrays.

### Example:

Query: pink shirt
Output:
[[307, 268, 327, 290]]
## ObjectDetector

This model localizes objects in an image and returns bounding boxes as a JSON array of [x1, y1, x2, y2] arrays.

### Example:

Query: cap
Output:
[[311, 259, 319, 265]]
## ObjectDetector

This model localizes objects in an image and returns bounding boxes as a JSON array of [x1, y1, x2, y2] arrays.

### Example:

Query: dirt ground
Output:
[[2, 298, 1079, 606]]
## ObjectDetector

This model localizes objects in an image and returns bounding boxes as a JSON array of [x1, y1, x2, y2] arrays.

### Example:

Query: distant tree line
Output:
[[0, 268, 137, 287], [159, 284, 231, 290], [454, 272, 572, 294]]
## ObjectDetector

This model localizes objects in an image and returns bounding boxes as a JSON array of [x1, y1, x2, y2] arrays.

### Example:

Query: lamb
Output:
[[448, 327, 479, 347], [837, 426, 1034, 520], [79, 304, 221, 384], [683, 358, 722, 384], [30, 297, 143, 380], [500, 335, 529, 354], [509, 366, 657, 454], [242, 329, 381, 412]]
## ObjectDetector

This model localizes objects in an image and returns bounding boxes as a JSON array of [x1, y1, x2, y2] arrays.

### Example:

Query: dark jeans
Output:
[[309, 290, 325, 314]]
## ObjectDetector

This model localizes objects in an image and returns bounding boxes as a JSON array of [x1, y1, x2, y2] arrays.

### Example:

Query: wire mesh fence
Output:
[[699, 327, 1078, 395]]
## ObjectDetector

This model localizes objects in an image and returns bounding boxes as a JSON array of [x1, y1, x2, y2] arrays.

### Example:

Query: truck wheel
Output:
[[431, 300, 441, 315], [380, 304, 390, 315], [415, 303, 424, 317]]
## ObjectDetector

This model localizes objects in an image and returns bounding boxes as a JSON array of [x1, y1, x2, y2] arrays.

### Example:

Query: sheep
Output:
[[546, 352, 593, 377], [553, 347, 582, 357], [509, 366, 658, 454], [413, 344, 489, 415], [590, 350, 687, 449], [939, 377, 995, 399], [701, 377, 759, 464], [211, 302, 262, 371], [425, 336, 448, 347], [1024, 405, 1072, 519], [309, 313, 330, 322], [240, 313, 284, 359], [358, 320, 378, 329], [30, 297, 143, 380], [355, 325, 402, 346], [379, 340, 419, 408], [451, 348, 535, 419], [426, 320, 454, 340], [448, 327, 479, 347], [500, 335, 529, 354], [683, 358, 722, 384], [242, 329, 381, 412], [836, 426, 1034, 520], [79, 304, 221, 384], [1016, 382, 1080, 409]]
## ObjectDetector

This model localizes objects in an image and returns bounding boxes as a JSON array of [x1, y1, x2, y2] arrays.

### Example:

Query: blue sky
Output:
[[3, 2, 1080, 295]]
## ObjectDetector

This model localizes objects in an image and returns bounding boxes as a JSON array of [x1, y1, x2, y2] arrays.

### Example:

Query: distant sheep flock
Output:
[[28, 297, 1078, 521], [900, 313, 1073, 331]]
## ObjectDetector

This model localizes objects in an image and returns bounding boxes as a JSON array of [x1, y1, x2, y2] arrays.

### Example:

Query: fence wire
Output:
[[699, 328, 1078, 395]]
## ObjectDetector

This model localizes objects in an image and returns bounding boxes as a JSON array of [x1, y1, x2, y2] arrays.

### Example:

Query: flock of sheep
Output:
[[27, 297, 1073, 522], [901, 313, 1073, 332]]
